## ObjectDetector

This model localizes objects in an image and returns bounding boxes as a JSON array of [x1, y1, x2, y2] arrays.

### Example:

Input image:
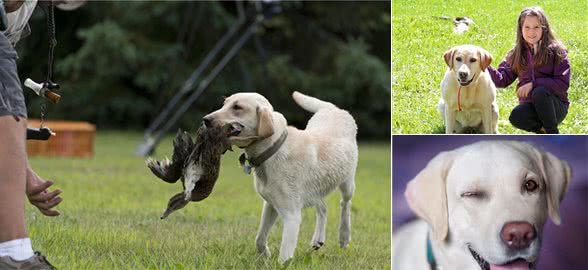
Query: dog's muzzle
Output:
[[459, 75, 475, 86]]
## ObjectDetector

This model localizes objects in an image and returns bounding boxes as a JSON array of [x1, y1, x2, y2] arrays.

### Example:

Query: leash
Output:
[[456, 73, 476, 112], [457, 86, 462, 112], [239, 130, 288, 174], [24, 1, 60, 140]]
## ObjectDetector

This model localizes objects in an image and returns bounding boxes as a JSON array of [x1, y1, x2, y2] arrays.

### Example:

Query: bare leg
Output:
[[0, 116, 28, 242]]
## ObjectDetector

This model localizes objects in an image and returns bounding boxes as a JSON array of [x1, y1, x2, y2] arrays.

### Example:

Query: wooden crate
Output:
[[27, 119, 96, 158]]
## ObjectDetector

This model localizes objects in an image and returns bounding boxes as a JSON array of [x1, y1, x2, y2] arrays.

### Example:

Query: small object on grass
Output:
[[453, 16, 474, 34], [146, 122, 240, 219], [433, 16, 474, 34]]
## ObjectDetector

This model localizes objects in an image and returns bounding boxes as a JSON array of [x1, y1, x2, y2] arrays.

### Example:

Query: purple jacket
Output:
[[487, 47, 571, 107]]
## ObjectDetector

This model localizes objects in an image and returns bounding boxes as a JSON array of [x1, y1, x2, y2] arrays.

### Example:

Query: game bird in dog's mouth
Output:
[[146, 122, 240, 219]]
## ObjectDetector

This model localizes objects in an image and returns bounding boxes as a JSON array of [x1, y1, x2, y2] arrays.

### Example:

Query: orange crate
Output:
[[26, 119, 96, 158]]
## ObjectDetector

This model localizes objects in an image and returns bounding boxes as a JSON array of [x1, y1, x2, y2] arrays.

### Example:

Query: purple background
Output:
[[392, 135, 588, 269]]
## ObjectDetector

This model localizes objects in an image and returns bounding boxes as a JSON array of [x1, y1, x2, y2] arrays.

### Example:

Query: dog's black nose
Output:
[[458, 72, 468, 79], [203, 116, 213, 128]]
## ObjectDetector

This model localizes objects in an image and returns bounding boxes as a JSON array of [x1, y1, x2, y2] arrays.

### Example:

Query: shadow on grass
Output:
[[432, 125, 486, 134]]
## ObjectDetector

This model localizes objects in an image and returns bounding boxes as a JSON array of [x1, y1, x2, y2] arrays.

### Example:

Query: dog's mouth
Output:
[[224, 122, 243, 137], [468, 245, 535, 270], [458, 75, 476, 86]]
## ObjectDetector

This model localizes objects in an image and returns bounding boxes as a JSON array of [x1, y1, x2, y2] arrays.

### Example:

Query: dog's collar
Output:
[[239, 130, 288, 174], [426, 234, 438, 270]]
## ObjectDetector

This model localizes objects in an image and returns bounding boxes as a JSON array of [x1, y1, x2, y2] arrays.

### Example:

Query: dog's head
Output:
[[444, 45, 492, 87], [405, 141, 571, 270], [203, 92, 286, 148]]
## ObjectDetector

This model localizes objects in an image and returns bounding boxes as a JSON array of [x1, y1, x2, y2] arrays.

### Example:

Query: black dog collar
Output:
[[239, 130, 288, 174]]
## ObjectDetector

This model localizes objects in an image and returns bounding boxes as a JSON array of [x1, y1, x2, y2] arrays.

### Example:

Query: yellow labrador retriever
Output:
[[203, 92, 358, 263], [438, 45, 499, 134], [393, 141, 571, 270]]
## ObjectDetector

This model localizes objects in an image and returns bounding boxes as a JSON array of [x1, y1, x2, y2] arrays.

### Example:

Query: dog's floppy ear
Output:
[[478, 48, 493, 71], [405, 150, 455, 241], [537, 150, 572, 225], [256, 106, 274, 139], [444, 47, 456, 69]]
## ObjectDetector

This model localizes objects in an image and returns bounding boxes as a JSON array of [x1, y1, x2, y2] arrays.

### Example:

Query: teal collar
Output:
[[427, 234, 437, 270]]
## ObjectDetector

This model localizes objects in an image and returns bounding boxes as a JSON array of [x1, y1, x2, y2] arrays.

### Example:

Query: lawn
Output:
[[392, 0, 588, 134], [25, 131, 390, 269]]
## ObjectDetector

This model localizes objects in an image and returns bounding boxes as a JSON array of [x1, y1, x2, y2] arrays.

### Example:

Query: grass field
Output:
[[392, 0, 588, 134], [25, 132, 390, 269]]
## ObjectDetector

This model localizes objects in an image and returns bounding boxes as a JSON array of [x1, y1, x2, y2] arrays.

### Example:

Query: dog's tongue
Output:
[[490, 259, 530, 270]]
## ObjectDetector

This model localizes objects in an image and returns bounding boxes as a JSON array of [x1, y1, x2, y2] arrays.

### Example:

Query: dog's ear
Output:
[[256, 106, 274, 139], [537, 150, 572, 225], [444, 47, 456, 69], [405, 151, 455, 241], [478, 48, 493, 71]]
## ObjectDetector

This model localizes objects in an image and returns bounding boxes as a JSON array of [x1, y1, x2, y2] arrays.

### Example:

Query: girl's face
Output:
[[522, 16, 543, 46]]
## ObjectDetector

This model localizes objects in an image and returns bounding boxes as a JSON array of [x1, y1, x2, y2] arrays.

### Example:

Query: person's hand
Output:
[[26, 170, 62, 216], [517, 82, 533, 98]]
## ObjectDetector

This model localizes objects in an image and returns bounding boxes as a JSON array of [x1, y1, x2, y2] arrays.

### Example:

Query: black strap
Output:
[[0, 0, 8, 31], [44, 0, 56, 84], [239, 130, 288, 174]]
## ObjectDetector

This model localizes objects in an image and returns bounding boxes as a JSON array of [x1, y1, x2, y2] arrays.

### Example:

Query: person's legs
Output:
[[0, 29, 36, 262], [509, 103, 543, 133], [531, 87, 568, 134], [0, 116, 33, 261]]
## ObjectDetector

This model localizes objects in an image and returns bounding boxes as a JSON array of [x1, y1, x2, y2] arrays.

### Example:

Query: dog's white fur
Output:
[[393, 141, 571, 269], [438, 44, 499, 134], [204, 91, 358, 263]]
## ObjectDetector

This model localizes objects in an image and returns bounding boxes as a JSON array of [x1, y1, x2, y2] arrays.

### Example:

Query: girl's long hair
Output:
[[507, 6, 566, 74]]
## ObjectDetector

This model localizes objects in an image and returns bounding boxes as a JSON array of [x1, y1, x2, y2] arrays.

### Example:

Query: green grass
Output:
[[392, 0, 588, 134], [25, 132, 390, 269]]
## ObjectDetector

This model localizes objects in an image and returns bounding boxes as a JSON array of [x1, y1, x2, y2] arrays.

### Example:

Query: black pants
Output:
[[509, 87, 567, 134]]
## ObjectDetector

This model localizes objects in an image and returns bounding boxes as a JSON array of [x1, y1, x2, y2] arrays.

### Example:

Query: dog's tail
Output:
[[292, 91, 336, 113]]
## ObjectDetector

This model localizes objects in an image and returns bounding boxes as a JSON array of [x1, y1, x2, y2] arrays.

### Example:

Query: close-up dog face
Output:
[[406, 141, 570, 269], [203, 93, 275, 147], [444, 45, 492, 87]]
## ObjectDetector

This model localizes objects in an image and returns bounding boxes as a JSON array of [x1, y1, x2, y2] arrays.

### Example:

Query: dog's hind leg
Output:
[[256, 201, 278, 257], [338, 177, 355, 248], [310, 200, 327, 250], [278, 208, 302, 264]]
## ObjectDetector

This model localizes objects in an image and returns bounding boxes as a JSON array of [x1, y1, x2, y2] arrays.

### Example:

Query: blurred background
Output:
[[16, 1, 390, 148], [392, 135, 588, 269]]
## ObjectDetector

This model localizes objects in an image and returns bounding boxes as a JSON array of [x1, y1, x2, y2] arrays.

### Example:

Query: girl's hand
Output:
[[517, 82, 533, 98], [26, 168, 62, 216]]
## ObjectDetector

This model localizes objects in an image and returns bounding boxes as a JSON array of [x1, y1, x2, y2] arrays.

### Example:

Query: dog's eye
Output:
[[456, 57, 463, 62], [461, 191, 484, 198], [232, 104, 242, 111], [470, 58, 477, 63], [524, 180, 538, 192]]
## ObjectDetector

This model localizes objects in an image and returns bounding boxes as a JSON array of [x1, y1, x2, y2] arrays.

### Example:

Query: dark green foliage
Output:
[[17, 1, 390, 138]]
